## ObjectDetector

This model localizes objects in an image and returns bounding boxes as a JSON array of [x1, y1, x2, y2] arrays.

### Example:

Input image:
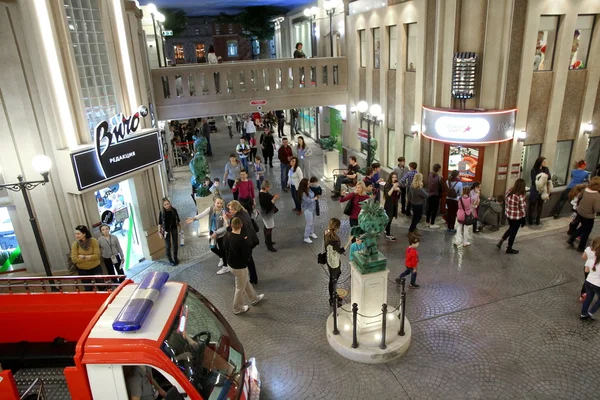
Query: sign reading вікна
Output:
[[421, 106, 516, 144], [70, 106, 163, 191]]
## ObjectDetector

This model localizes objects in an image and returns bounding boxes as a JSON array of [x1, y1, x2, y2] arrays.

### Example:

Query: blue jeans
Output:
[[240, 157, 248, 171], [290, 184, 300, 210], [399, 267, 417, 285], [281, 164, 291, 188], [582, 281, 600, 316], [303, 209, 315, 238]]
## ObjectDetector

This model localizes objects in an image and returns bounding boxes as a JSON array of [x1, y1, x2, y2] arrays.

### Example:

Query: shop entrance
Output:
[[441, 144, 486, 211], [94, 179, 143, 270]]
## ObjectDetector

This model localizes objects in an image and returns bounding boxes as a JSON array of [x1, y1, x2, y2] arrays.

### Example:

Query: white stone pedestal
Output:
[[323, 150, 339, 180], [194, 195, 214, 237], [351, 262, 388, 333], [326, 261, 412, 363]]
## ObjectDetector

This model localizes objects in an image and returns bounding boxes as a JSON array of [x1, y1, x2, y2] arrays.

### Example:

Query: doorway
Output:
[[441, 143, 486, 211]]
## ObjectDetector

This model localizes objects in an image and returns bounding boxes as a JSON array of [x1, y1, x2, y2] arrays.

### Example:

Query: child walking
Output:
[[580, 236, 600, 302], [254, 156, 265, 190], [395, 236, 420, 288], [309, 176, 322, 216], [580, 236, 600, 319]]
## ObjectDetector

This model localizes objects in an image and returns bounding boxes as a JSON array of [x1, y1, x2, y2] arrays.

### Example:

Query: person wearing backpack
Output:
[[445, 170, 463, 234], [454, 186, 473, 247]]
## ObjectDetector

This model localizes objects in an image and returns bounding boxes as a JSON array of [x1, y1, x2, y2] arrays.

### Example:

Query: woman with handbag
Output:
[[186, 196, 230, 274], [259, 180, 279, 252], [567, 177, 600, 252], [383, 172, 401, 241], [340, 181, 370, 229], [529, 156, 551, 225], [288, 157, 304, 214], [158, 198, 181, 266], [227, 200, 260, 284], [497, 179, 527, 254], [98, 224, 125, 278], [323, 218, 350, 307], [71, 225, 102, 291], [454, 187, 473, 247]]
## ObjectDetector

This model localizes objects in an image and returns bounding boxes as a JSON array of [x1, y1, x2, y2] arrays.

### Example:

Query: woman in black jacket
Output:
[[324, 218, 347, 307], [383, 172, 400, 241], [227, 200, 259, 284], [260, 128, 276, 168], [259, 180, 279, 252], [158, 197, 180, 266]]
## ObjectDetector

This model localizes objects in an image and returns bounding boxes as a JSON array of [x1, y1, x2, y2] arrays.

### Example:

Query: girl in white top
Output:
[[288, 157, 304, 214], [207, 45, 221, 93], [581, 236, 600, 319]]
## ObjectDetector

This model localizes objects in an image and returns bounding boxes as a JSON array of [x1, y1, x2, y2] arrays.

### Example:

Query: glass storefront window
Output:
[[373, 28, 381, 69], [389, 26, 398, 70], [195, 44, 205, 62], [0, 207, 23, 273], [570, 15, 596, 70], [64, 0, 120, 140], [387, 129, 396, 168], [553, 140, 573, 187], [95, 179, 143, 270], [534, 16, 560, 71], [359, 30, 367, 68], [447, 145, 480, 187], [174, 45, 185, 61], [521, 144, 542, 188], [406, 23, 417, 71]]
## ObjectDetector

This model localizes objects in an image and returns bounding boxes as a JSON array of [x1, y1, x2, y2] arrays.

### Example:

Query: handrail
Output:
[[0, 275, 126, 293]]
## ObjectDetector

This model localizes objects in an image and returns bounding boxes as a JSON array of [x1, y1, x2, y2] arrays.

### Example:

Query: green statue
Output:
[[352, 198, 388, 274], [189, 136, 211, 197]]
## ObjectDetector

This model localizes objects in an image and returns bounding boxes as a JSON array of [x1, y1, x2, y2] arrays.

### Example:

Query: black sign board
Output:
[[71, 130, 163, 191]]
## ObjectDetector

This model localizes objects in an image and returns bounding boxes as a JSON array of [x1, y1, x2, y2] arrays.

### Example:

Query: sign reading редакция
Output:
[[421, 107, 516, 144], [70, 106, 163, 191]]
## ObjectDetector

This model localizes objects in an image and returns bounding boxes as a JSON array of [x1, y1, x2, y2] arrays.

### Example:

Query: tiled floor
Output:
[[131, 120, 600, 399]]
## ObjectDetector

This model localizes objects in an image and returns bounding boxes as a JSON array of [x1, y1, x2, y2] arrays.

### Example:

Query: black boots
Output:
[[506, 248, 519, 254], [265, 228, 277, 252]]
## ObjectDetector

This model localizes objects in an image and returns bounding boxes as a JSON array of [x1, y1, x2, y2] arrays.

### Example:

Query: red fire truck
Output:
[[0, 272, 260, 400]]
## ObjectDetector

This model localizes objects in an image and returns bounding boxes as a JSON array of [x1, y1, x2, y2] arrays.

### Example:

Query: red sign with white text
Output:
[[250, 100, 268, 106]]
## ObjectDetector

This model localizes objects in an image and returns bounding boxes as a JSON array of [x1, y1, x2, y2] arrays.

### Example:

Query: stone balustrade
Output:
[[151, 57, 348, 120]]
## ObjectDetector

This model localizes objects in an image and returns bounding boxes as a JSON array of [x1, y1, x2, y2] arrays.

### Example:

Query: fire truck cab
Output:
[[0, 272, 259, 400]]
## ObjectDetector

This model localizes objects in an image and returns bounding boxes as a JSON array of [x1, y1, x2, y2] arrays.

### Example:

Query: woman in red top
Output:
[[340, 181, 370, 228], [395, 236, 420, 288], [497, 178, 527, 254], [232, 170, 255, 214]]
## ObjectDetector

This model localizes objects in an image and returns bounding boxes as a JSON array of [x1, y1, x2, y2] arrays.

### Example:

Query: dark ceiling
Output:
[[139, 0, 313, 16]]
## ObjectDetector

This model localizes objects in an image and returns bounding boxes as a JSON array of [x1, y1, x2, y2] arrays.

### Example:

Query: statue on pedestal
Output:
[[351, 198, 388, 274], [189, 136, 211, 197]]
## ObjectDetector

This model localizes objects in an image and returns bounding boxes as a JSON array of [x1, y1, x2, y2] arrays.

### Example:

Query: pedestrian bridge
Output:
[[151, 57, 348, 120]]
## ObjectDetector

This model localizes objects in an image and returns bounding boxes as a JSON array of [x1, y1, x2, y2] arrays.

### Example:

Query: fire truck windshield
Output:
[[161, 287, 246, 399]]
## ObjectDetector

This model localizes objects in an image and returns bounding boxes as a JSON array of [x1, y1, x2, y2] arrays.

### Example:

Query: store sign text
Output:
[[95, 106, 148, 178], [435, 117, 490, 140]]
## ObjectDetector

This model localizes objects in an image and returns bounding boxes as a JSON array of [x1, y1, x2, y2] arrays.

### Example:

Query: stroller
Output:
[[479, 197, 504, 231]]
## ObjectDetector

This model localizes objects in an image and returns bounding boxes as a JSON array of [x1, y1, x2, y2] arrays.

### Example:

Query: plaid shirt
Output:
[[504, 190, 526, 220], [400, 170, 417, 187]]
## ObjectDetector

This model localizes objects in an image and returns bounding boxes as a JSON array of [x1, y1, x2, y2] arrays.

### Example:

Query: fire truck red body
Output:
[[0, 274, 260, 400]]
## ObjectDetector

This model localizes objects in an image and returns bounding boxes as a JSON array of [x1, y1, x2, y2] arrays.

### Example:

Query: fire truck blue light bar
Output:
[[112, 272, 170, 332]]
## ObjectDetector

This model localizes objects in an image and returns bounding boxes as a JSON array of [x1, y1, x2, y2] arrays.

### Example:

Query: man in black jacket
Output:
[[224, 217, 264, 315]]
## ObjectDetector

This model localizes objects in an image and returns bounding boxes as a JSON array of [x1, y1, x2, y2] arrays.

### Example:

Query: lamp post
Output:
[[303, 6, 318, 57], [156, 12, 166, 66], [0, 155, 53, 277], [323, 0, 337, 57], [146, 3, 162, 67], [356, 101, 382, 167]]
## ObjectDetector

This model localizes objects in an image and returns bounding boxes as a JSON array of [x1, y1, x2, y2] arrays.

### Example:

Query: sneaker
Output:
[[217, 266, 231, 275], [409, 284, 420, 289], [429, 224, 440, 229], [218, 258, 224, 267], [580, 293, 587, 303], [310, 233, 318, 239], [581, 314, 590, 320], [252, 294, 265, 306], [385, 235, 397, 241], [304, 238, 313, 244], [234, 305, 250, 315], [588, 312, 596, 320], [463, 242, 471, 247]]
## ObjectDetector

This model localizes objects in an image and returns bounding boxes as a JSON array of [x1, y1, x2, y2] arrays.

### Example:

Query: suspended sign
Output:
[[421, 106, 516, 144], [162, 30, 173, 36], [250, 100, 267, 106]]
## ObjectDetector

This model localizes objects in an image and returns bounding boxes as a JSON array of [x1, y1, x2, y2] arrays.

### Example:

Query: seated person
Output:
[[331, 156, 360, 199], [125, 366, 166, 400]]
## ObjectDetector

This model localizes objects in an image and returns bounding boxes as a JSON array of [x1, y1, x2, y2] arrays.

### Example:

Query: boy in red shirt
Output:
[[395, 236, 420, 288]]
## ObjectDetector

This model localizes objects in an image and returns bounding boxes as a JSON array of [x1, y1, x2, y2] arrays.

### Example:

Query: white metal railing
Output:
[[151, 57, 348, 120]]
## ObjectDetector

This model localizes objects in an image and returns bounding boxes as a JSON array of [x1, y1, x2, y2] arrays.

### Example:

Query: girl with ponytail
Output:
[[580, 237, 600, 319]]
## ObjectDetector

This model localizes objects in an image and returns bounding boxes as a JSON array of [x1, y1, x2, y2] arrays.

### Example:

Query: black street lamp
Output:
[[356, 101, 382, 167], [146, 4, 165, 67], [323, 0, 337, 57], [0, 155, 53, 277]]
